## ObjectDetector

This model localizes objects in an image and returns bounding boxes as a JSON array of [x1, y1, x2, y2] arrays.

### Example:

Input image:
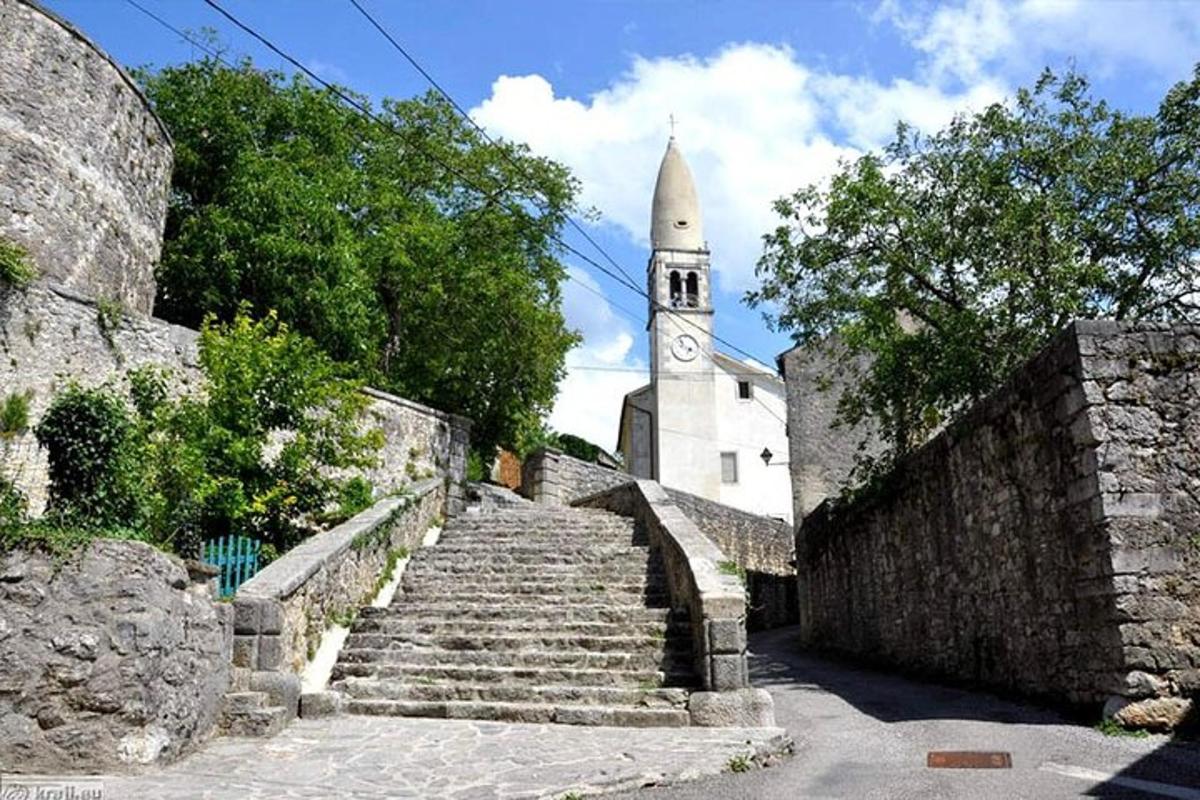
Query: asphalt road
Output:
[[614, 627, 1200, 800]]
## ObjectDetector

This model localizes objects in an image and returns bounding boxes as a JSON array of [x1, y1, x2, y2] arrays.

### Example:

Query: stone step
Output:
[[351, 617, 688, 638], [344, 698, 691, 727], [364, 603, 678, 624], [405, 558, 660, 573], [222, 691, 267, 713], [399, 577, 661, 594], [405, 561, 667, 578], [334, 677, 690, 708], [436, 535, 639, 547], [421, 544, 652, 559], [389, 591, 671, 607], [220, 704, 289, 738], [330, 661, 697, 688], [343, 631, 679, 654], [337, 646, 691, 671]]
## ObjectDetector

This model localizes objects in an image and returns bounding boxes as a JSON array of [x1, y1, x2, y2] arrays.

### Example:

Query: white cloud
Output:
[[472, 2, 1198, 445], [547, 267, 647, 450], [880, 0, 1200, 86]]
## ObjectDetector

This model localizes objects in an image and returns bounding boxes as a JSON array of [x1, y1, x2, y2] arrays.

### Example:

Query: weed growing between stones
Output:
[[94, 296, 125, 349], [718, 560, 747, 584], [726, 752, 753, 773], [1096, 718, 1150, 738], [371, 546, 409, 599], [0, 390, 31, 436], [0, 237, 36, 288]]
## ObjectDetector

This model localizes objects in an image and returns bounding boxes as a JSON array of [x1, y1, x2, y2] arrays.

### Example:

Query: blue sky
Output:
[[45, 0, 1200, 447]]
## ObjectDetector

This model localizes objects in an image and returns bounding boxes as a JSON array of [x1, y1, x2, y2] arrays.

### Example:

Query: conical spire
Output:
[[650, 137, 704, 251]]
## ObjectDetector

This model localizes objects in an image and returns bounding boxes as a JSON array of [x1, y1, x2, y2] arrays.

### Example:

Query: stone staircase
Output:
[[328, 503, 698, 726]]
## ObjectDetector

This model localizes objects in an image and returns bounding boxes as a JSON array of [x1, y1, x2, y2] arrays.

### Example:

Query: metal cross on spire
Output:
[[669, 113, 676, 138]]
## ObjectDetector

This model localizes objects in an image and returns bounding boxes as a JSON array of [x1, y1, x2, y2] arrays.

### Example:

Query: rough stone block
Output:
[[1105, 695, 1194, 731], [233, 599, 261, 634], [258, 600, 285, 635], [232, 635, 258, 669], [299, 691, 343, 718], [707, 618, 746, 655], [256, 635, 285, 671], [689, 689, 776, 728], [710, 653, 748, 691], [249, 671, 301, 720]]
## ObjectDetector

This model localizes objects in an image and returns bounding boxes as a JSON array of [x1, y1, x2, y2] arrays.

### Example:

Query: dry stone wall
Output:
[[0, 284, 200, 514], [798, 321, 1200, 726], [0, 0, 172, 313], [0, 540, 232, 773], [0, 287, 471, 518]]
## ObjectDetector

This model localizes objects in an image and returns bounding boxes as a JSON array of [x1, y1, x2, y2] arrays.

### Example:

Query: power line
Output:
[[343, 0, 648, 297], [340, 0, 778, 367], [137, 0, 777, 368]]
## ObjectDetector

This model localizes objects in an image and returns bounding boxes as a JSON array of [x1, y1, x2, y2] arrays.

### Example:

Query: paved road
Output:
[[615, 627, 1200, 800]]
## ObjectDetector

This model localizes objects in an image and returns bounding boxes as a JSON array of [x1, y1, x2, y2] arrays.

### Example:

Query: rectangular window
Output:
[[720, 451, 738, 484], [737, 380, 752, 400]]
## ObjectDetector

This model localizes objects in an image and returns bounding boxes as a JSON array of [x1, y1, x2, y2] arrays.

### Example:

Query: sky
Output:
[[45, 0, 1200, 451]]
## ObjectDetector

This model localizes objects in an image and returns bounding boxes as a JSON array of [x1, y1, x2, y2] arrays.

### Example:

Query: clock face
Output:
[[671, 334, 700, 362]]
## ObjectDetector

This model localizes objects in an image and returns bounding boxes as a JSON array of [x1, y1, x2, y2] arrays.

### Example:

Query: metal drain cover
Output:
[[927, 751, 1013, 769]]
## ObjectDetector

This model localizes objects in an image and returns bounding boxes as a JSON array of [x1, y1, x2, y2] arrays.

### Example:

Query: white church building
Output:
[[617, 137, 793, 522]]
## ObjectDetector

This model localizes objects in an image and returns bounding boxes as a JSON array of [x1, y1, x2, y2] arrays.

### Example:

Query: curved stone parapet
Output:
[[0, 0, 173, 314]]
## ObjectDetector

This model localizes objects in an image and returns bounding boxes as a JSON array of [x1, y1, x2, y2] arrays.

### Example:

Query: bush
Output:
[[7, 310, 382, 558], [135, 310, 382, 555], [34, 384, 143, 530]]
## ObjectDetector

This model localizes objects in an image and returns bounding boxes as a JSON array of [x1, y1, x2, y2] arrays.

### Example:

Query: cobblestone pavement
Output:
[[93, 715, 790, 799]]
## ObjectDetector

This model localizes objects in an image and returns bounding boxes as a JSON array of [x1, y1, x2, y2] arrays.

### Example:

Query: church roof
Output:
[[651, 137, 705, 251]]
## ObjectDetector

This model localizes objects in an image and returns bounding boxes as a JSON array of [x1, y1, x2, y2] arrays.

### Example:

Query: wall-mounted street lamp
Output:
[[760, 447, 790, 467]]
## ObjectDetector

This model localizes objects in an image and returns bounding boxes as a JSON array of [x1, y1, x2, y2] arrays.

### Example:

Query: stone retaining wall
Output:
[[0, 540, 232, 773], [233, 479, 445, 692], [520, 447, 632, 505], [360, 388, 470, 515], [575, 480, 750, 692], [0, 284, 200, 514], [0, 0, 172, 313], [0, 286, 471, 518], [798, 321, 1200, 728], [524, 448, 798, 629]]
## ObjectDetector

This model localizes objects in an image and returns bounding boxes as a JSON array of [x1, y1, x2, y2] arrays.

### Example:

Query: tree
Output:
[[136, 57, 580, 456], [751, 68, 1200, 474]]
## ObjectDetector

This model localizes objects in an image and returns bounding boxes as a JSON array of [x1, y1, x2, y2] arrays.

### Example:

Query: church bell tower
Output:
[[647, 136, 719, 499]]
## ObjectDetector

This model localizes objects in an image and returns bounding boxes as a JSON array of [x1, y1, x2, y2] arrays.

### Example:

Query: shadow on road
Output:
[[748, 626, 1200, 794]]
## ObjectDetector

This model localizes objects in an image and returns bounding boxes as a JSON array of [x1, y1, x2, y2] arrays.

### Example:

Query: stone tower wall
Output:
[[0, 0, 172, 314]]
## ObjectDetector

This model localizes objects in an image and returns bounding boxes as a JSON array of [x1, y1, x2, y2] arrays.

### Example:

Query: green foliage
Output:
[[95, 297, 125, 347], [136, 57, 581, 455], [0, 391, 31, 437], [34, 384, 142, 531], [752, 68, 1200, 477], [726, 753, 753, 773], [1096, 718, 1150, 738], [0, 478, 27, 534], [7, 310, 381, 558], [718, 559, 747, 585], [465, 450, 487, 482], [0, 237, 36, 288], [144, 310, 383, 555]]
